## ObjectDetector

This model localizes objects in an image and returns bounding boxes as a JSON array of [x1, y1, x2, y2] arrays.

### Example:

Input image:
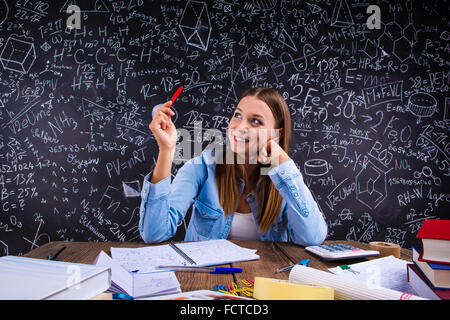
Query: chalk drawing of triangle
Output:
[[331, 0, 353, 27], [278, 29, 297, 52], [303, 43, 316, 56], [122, 181, 141, 198], [188, 31, 204, 48], [306, 2, 322, 14]]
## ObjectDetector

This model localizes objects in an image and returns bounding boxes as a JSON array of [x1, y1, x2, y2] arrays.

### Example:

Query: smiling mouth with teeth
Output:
[[233, 136, 250, 143]]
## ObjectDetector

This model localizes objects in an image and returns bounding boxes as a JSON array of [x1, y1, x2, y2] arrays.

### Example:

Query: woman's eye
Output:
[[251, 118, 262, 126], [234, 112, 242, 119]]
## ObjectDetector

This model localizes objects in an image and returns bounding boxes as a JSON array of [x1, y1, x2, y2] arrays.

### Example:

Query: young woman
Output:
[[139, 87, 327, 245]]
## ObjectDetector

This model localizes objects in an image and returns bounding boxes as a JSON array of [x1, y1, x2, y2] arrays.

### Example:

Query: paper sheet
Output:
[[327, 256, 417, 294], [289, 264, 427, 300]]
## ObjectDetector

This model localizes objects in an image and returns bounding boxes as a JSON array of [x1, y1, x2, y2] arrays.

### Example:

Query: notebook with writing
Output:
[[110, 239, 260, 273]]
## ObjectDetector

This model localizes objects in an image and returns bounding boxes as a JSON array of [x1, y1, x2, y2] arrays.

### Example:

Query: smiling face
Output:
[[227, 96, 279, 163]]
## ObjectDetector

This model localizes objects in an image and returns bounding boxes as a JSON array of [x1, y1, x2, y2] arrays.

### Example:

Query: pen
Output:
[[169, 240, 196, 265], [170, 86, 183, 106], [48, 245, 66, 260], [113, 293, 134, 300], [157, 266, 242, 274], [275, 258, 310, 274]]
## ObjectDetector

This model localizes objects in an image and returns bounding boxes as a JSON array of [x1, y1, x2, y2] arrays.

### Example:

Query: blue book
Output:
[[412, 246, 450, 290]]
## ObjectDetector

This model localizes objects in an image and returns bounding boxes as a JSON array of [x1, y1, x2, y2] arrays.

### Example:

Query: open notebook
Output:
[[94, 251, 181, 298], [110, 239, 260, 273]]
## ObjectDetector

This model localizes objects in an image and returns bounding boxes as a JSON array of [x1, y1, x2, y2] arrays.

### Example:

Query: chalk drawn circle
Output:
[[304, 159, 328, 176], [152, 104, 178, 123], [407, 92, 437, 118], [0, 0, 8, 26]]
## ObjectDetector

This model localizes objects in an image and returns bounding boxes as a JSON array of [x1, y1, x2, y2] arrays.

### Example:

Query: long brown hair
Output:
[[215, 87, 292, 234]]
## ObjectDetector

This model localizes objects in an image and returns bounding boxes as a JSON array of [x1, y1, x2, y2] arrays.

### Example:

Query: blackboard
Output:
[[0, 0, 448, 256]]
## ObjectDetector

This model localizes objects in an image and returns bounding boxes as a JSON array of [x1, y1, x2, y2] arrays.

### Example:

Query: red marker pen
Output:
[[152, 86, 183, 118], [170, 86, 183, 106]]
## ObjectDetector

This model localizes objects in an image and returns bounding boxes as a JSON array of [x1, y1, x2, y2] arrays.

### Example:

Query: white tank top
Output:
[[228, 212, 260, 240]]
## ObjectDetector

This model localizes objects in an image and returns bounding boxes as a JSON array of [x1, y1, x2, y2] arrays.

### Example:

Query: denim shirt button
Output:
[[280, 170, 285, 175], [293, 193, 298, 197]]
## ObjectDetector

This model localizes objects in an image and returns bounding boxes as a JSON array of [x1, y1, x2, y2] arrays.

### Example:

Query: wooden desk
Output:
[[24, 240, 412, 295]]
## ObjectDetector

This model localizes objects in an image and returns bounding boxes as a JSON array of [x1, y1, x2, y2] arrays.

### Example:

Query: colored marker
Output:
[[48, 245, 66, 260], [170, 86, 183, 106], [151, 86, 183, 118], [157, 266, 242, 274]]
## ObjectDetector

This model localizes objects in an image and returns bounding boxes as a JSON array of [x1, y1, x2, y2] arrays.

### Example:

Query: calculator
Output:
[[305, 243, 380, 261]]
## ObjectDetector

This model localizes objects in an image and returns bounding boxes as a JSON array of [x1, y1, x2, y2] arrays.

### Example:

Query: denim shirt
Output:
[[139, 149, 327, 246]]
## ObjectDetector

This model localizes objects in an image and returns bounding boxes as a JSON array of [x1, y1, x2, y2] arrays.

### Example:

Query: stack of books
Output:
[[407, 219, 450, 300], [0, 256, 111, 299]]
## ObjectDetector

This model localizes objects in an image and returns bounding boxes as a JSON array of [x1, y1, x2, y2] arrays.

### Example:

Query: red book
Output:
[[416, 219, 450, 264]]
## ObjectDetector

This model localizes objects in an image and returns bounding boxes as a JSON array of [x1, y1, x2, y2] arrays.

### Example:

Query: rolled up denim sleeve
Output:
[[139, 157, 204, 243], [268, 160, 327, 246]]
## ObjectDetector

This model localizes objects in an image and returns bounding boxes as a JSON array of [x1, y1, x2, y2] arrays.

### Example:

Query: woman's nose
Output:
[[235, 120, 248, 132]]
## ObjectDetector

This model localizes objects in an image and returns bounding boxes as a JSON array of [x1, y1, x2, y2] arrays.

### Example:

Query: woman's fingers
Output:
[[258, 139, 280, 165], [150, 108, 172, 132], [162, 100, 172, 108], [148, 101, 178, 150], [258, 140, 269, 164], [157, 109, 174, 129], [260, 139, 270, 156], [159, 101, 175, 116]]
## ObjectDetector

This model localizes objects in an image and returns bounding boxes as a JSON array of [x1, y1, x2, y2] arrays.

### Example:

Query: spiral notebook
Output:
[[110, 240, 260, 273]]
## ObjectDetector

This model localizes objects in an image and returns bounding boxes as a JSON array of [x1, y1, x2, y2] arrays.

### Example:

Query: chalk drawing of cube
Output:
[[179, 1, 212, 51], [0, 36, 36, 74]]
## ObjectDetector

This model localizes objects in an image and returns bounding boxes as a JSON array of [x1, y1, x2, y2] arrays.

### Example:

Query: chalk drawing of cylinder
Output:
[[407, 92, 437, 123], [444, 97, 450, 121], [304, 159, 328, 176], [0, 36, 36, 74]]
